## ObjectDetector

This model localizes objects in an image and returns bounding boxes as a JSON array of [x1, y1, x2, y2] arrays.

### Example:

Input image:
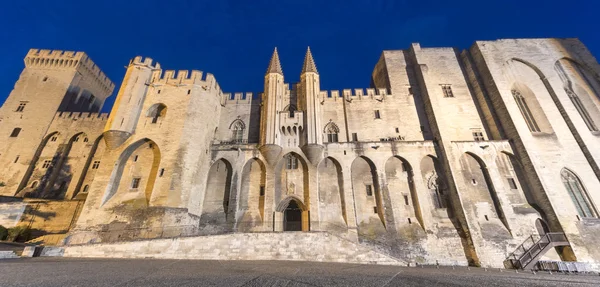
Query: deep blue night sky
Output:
[[1, 0, 598, 113]]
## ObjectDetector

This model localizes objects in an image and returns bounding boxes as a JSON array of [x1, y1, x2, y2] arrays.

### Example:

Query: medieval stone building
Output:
[[1, 38, 600, 267]]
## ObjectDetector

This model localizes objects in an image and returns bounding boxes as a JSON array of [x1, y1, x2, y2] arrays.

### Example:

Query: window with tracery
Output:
[[561, 168, 598, 218], [324, 121, 340, 143], [566, 88, 598, 132], [230, 119, 245, 143], [512, 90, 540, 132]]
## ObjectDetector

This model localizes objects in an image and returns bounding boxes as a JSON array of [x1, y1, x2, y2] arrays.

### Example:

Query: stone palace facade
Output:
[[1, 38, 600, 267]]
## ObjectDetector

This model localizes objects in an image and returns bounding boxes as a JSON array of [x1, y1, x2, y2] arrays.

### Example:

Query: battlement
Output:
[[130, 56, 161, 69], [223, 92, 256, 103], [320, 88, 389, 102], [25, 49, 115, 95], [149, 69, 221, 94], [55, 111, 110, 121]]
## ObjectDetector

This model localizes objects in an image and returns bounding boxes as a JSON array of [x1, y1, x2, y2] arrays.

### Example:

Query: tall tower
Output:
[[103, 56, 159, 149], [259, 48, 285, 164], [298, 47, 324, 165], [299, 47, 322, 145], [0, 49, 114, 195]]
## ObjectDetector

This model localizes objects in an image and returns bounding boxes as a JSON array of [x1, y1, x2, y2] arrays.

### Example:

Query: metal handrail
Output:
[[507, 232, 568, 269]]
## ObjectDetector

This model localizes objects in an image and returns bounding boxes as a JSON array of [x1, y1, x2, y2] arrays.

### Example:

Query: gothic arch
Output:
[[510, 82, 553, 134], [323, 121, 340, 143], [276, 195, 307, 212], [238, 158, 267, 231], [17, 131, 60, 195], [461, 152, 509, 230], [71, 134, 105, 199], [385, 156, 423, 228], [275, 152, 309, 208], [561, 168, 598, 218], [101, 138, 161, 206], [201, 158, 234, 225], [351, 156, 385, 228], [317, 157, 347, 226], [510, 58, 600, 183], [555, 58, 600, 132], [229, 119, 246, 142], [40, 131, 87, 198]]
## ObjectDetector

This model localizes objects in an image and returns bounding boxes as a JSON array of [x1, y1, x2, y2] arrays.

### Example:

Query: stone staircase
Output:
[[63, 232, 406, 265], [0, 251, 19, 259]]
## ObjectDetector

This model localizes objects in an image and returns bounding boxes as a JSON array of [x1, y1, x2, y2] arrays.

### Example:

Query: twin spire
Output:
[[301, 47, 318, 74], [266, 47, 318, 76]]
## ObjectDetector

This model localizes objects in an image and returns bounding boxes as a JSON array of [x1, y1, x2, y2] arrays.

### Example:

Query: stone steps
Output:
[[0, 251, 19, 259], [63, 232, 406, 265]]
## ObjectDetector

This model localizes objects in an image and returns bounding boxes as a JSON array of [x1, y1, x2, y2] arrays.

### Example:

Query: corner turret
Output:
[[103, 56, 160, 149]]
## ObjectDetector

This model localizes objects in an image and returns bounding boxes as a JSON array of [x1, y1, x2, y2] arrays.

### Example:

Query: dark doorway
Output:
[[535, 218, 550, 235], [284, 200, 302, 231]]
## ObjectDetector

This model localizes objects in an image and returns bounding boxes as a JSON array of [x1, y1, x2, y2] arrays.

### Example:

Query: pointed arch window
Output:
[[230, 119, 246, 143], [285, 154, 298, 170], [566, 88, 598, 132], [512, 90, 540, 132], [324, 121, 340, 143], [561, 168, 598, 218]]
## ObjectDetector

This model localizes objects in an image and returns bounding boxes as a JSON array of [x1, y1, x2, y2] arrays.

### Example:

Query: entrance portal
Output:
[[284, 200, 302, 231]]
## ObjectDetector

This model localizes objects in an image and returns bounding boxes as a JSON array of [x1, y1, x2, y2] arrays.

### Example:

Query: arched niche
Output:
[[459, 152, 509, 231], [555, 59, 600, 132], [71, 135, 105, 199], [351, 156, 385, 233], [276, 152, 309, 205], [101, 139, 161, 206], [317, 157, 346, 228], [238, 158, 266, 231], [510, 82, 553, 134], [201, 159, 233, 227], [385, 156, 423, 228]]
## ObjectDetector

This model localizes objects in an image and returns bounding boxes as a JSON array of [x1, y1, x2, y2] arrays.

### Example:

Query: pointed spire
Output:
[[301, 47, 318, 74], [266, 47, 283, 75]]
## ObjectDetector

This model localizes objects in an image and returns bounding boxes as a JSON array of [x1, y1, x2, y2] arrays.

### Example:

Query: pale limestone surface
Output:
[[1, 39, 600, 268]]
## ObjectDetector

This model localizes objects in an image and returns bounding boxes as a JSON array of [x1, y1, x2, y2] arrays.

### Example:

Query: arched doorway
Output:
[[535, 218, 550, 236], [276, 196, 309, 231], [284, 200, 303, 231]]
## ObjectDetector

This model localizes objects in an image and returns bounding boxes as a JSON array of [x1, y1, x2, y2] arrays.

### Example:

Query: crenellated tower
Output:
[[103, 56, 160, 149]]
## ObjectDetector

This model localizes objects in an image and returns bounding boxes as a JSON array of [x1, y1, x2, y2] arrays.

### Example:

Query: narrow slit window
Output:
[[366, 185, 373, 196], [374, 110, 381, 119], [42, 160, 52, 169], [403, 195, 409, 205], [14, 156, 19, 163], [131, 178, 141, 189], [352, 133, 358, 142], [159, 168, 165, 177], [92, 161, 100, 169], [507, 178, 518, 189], [10, 128, 21, 137]]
